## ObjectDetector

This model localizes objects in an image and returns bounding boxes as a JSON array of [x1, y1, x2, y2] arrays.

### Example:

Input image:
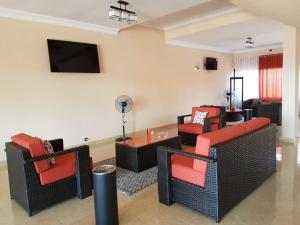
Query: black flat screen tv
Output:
[[47, 39, 100, 73], [205, 57, 218, 70]]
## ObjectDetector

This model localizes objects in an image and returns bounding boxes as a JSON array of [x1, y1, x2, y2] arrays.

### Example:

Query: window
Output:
[[259, 54, 283, 101], [234, 55, 259, 100]]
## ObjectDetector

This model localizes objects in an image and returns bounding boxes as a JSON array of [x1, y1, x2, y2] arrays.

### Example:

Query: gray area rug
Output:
[[94, 158, 157, 196]]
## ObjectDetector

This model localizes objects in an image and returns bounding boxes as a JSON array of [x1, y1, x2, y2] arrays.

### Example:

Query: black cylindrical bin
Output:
[[93, 165, 119, 225], [243, 109, 253, 122]]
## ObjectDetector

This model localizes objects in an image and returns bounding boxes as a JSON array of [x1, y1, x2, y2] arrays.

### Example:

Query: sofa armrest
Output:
[[157, 146, 216, 163], [157, 146, 216, 206], [204, 115, 219, 133], [49, 139, 64, 152], [177, 114, 192, 125]]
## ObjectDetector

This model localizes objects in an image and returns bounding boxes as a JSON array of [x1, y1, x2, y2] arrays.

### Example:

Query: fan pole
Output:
[[122, 112, 126, 140], [115, 109, 132, 142]]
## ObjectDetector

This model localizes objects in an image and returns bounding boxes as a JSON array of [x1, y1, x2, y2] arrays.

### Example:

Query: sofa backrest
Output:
[[192, 107, 220, 124], [11, 133, 50, 173], [194, 118, 271, 172]]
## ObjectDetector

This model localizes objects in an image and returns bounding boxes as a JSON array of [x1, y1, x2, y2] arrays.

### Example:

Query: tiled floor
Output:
[[1, 126, 300, 225]]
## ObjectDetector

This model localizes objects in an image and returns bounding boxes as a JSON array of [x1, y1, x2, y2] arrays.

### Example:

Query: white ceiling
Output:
[[143, 0, 239, 30], [0, 0, 285, 53], [173, 18, 284, 52], [230, 0, 300, 28], [0, 0, 210, 29]]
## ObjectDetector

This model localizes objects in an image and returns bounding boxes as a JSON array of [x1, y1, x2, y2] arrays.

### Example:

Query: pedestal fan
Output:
[[115, 95, 133, 142]]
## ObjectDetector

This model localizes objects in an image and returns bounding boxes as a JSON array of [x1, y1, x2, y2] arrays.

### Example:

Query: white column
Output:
[[281, 25, 300, 142]]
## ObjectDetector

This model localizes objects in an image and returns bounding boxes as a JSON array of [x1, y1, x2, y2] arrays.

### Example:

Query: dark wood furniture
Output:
[[157, 123, 276, 223], [226, 109, 243, 122], [115, 132, 181, 172], [243, 98, 282, 125], [243, 109, 253, 121], [5, 139, 92, 216]]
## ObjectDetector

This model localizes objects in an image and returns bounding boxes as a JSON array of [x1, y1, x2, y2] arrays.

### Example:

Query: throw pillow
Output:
[[193, 111, 208, 125], [43, 140, 55, 165]]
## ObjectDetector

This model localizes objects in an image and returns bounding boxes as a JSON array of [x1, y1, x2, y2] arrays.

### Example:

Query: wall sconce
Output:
[[193, 65, 200, 71]]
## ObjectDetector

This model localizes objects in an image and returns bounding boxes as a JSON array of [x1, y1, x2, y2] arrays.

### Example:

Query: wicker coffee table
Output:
[[115, 131, 181, 172]]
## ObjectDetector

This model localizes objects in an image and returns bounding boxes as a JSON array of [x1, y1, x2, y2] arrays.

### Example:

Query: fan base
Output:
[[115, 137, 132, 142]]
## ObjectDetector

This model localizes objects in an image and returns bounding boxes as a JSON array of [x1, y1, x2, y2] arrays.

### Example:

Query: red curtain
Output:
[[259, 53, 283, 101]]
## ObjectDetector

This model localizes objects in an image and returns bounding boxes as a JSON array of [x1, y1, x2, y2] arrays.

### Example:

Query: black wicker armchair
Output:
[[5, 138, 93, 216], [257, 103, 282, 125], [243, 98, 282, 125], [178, 106, 225, 146], [158, 121, 276, 222]]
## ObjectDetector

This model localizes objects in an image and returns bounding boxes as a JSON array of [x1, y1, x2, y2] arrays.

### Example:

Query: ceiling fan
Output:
[[244, 37, 256, 49]]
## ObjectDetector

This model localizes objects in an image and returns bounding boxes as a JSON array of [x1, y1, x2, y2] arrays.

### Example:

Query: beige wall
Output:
[[282, 25, 299, 142], [234, 48, 283, 58], [0, 17, 233, 161]]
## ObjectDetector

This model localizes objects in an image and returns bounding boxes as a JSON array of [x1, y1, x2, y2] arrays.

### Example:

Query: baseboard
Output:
[[0, 123, 177, 169], [279, 137, 297, 144], [89, 123, 177, 147], [0, 160, 7, 171]]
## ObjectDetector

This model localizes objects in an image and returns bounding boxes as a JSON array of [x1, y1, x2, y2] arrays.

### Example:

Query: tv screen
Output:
[[47, 39, 100, 73], [205, 57, 218, 70]]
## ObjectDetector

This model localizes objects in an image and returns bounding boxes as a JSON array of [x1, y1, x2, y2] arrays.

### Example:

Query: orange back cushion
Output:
[[194, 126, 248, 172], [11, 133, 50, 173], [192, 107, 220, 124], [237, 117, 271, 133]]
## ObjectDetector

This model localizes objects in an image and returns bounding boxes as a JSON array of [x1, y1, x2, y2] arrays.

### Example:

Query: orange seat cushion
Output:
[[11, 133, 50, 173], [178, 123, 204, 134], [171, 148, 206, 187], [39, 152, 76, 185]]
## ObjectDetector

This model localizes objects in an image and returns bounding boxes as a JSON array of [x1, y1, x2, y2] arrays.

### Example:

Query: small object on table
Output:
[[243, 108, 253, 122], [156, 131, 168, 139], [146, 128, 151, 143]]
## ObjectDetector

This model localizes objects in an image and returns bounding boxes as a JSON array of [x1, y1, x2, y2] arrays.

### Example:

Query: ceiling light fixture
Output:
[[109, 1, 138, 24], [244, 37, 255, 49]]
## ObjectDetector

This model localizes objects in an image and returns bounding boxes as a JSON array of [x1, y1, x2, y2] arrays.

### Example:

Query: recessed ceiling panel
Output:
[[174, 18, 284, 52]]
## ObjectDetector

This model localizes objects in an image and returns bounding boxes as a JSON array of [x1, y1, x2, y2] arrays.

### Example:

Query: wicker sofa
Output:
[[5, 134, 93, 216], [243, 98, 282, 125], [157, 118, 276, 222]]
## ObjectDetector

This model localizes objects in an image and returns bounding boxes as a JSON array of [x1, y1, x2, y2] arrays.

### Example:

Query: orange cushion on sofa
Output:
[[39, 152, 76, 185], [193, 118, 271, 185], [238, 117, 271, 133], [11, 133, 50, 173], [171, 118, 271, 188], [171, 148, 206, 187], [178, 123, 204, 134]]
